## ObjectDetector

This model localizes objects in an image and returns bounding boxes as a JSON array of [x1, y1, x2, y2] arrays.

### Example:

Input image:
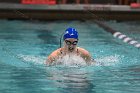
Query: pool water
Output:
[[0, 20, 140, 93]]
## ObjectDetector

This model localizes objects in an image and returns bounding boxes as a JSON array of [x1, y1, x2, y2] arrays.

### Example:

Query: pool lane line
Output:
[[94, 20, 140, 49], [83, 8, 140, 48]]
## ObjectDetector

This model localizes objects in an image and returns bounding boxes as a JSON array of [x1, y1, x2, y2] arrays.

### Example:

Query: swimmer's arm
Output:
[[46, 48, 61, 65], [85, 54, 97, 65], [78, 47, 93, 65], [84, 53, 92, 65], [46, 55, 55, 65], [81, 49, 95, 64]]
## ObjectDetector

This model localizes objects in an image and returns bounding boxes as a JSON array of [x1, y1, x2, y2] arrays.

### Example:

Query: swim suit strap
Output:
[[60, 48, 63, 54], [76, 48, 79, 55]]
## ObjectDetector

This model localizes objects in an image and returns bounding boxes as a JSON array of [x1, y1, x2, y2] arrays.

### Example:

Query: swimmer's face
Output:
[[64, 38, 78, 52]]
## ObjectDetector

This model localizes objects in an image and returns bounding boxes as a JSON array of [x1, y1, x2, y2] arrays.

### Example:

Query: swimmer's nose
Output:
[[69, 44, 74, 48]]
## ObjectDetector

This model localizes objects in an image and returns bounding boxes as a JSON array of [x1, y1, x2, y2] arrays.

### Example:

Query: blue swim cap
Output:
[[63, 27, 78, 40]]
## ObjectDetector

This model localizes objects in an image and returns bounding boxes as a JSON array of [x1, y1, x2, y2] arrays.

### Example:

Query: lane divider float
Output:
[[94, 20, 140, 48]]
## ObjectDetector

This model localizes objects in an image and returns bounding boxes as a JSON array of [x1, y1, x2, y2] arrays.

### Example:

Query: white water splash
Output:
[[53, 54, 87, 67], [17, 54, 120, 67], [95, 55, 120, 66], [17, 54, 46, 65]]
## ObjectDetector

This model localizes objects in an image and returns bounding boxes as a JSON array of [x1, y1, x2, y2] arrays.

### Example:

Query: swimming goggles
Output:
[[65, 40, 78, 45]]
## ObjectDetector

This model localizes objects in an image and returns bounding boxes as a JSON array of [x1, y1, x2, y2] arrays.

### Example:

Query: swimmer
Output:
[[46, 27, 93, 65]]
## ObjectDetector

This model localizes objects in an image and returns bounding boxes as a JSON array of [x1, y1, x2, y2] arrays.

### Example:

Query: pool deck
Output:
[[0, 3, 140, 21]]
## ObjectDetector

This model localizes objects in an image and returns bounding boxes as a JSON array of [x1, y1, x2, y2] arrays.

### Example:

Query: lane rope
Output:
[[83, 8, 140, 49], [93, 20, 140, 48]]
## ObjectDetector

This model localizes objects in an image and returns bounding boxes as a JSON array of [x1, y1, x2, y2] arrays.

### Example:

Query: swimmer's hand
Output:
[[46, 56, 55, 66]]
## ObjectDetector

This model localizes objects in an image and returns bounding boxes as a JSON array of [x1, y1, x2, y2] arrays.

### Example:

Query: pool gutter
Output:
[[0, 3, 140, 21]]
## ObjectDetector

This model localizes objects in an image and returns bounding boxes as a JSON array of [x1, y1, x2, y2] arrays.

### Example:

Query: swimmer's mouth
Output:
[[68, 47, 74, 52]]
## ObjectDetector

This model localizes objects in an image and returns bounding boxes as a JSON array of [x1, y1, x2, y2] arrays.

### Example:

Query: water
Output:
[[0, 19, 140, 93]]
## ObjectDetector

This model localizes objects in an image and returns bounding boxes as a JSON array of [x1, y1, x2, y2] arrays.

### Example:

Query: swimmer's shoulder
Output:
[[77, 47, 92, 64], [77, 47, 95, 64], [77, 47, 90, 55], [48, 48, 62, 58], [47, 48, 62, 65]]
